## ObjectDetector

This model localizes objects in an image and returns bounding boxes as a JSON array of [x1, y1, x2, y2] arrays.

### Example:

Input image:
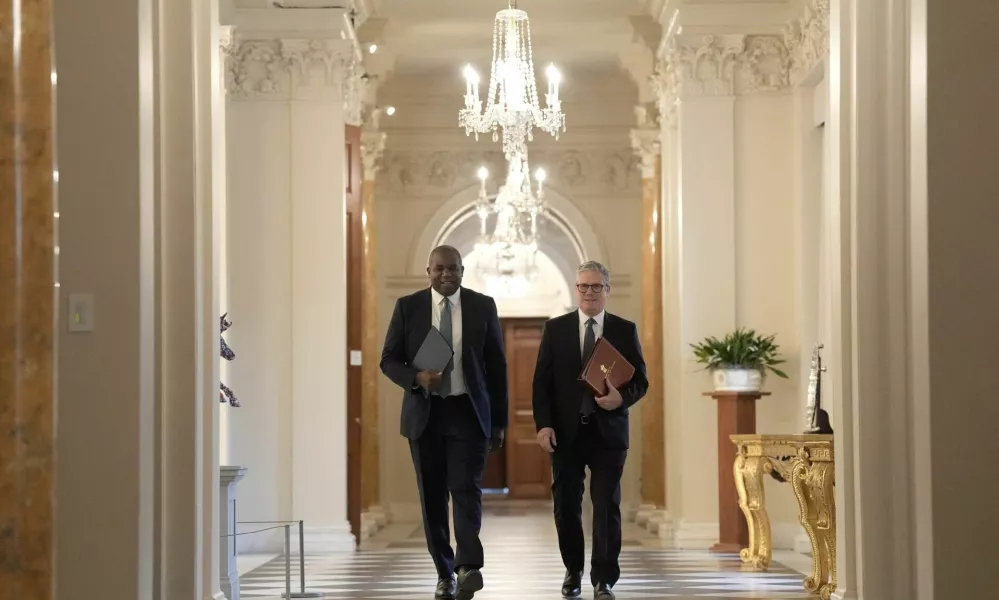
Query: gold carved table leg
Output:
[[734, 452, 772, 570], [790, 451, 837, 599]]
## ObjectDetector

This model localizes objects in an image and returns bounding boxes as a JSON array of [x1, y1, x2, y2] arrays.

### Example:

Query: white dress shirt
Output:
[[431, 286, 466, 397], [578, 308, 605, 357]]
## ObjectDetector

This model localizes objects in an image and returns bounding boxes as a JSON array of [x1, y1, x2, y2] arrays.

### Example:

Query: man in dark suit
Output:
[[532, 260, 648, 600], [380, 245, 508, 600]]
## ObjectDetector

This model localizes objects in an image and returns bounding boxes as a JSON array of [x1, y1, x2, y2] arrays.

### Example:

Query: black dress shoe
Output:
[[561, 569, 583, 597], [435, 576, 456, 599], [594, 582, 615, 600], [455, 566, 483, 600]]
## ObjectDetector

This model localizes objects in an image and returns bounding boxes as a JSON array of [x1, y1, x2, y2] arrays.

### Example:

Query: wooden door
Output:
[[502, 318, 551, 499], [345, 124, 363, 544]]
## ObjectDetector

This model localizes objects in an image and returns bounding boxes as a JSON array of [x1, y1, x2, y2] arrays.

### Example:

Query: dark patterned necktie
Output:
[[581, 317, 596, 416], [439, 297, 453, 397]]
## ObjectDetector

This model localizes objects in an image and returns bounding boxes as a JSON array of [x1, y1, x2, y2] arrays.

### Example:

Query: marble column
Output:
[[630, 123, 671, 539], [0, 1, 56, 597], [360, 125, 388, 536], [223, 4, 361, 553], [653, 32, 796, 549]]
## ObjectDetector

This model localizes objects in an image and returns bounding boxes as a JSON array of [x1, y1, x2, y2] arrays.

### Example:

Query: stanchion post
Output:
[[299, 520, 306, 593], [285, 525, 292, 599]]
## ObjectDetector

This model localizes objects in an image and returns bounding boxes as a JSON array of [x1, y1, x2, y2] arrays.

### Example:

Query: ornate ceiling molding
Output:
[[783, 0, 830, 86], [224, 37, 363, 119], [380, 147, 642, 198], [650, 33, 791, 126]]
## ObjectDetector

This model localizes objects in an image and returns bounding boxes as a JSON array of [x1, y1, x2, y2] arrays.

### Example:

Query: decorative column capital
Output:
[[630, 126, 661, 180], [783, 0, 830, 86], [360, 130, 387, 182], [651, 33, 791, 126], [224, 36, 361, 108]]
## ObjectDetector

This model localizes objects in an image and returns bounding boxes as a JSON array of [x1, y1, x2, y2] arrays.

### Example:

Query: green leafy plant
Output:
[[690, 328, 788, 378]]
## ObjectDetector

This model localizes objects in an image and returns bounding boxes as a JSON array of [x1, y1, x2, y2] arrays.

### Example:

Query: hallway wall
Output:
[[374, 65, 646, 518]]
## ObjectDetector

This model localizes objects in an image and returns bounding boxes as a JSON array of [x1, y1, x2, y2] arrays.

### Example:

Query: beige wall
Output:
[[374, 65, 646, 516]]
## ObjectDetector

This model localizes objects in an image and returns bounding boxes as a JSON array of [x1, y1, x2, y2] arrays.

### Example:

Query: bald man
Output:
[[380, 245, 508, 600]]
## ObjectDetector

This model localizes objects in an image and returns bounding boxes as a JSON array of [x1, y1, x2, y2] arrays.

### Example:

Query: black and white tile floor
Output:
[[238, 502, 812, 600]]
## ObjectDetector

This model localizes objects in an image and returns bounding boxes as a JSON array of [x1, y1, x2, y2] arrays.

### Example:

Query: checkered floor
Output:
[[238, 503, 812, 599]]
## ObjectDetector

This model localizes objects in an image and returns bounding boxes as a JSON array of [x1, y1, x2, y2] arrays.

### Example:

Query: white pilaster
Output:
[[654, 31, 793, 543], [223, 5, 360, 553]]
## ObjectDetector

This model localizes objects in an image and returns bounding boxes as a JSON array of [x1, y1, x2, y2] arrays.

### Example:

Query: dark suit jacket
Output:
[[532, 310, 648, 449], [380, 287, 508, 440]]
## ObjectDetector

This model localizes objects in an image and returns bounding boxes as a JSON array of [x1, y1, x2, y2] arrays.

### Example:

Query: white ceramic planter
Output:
[[712, 368, 763, 392]]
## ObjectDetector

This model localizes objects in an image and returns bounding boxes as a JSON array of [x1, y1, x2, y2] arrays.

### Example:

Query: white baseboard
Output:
[[206, 593, 226, 600], [794, 532, 812, 554], [368, 504, 391, 527], [646, 510, 676, 542], [831, 590, 858, 600], [388, 501, 422, 522], [294, 523, 356, 553], [623, 502, 640, 522], [771, 522, 804, 551], [669, 520, 802, 552], [361, 507, 393, 539], [634, 504, 657, 526], [236, 528, 283, 554], [675, 521, 718, 550]]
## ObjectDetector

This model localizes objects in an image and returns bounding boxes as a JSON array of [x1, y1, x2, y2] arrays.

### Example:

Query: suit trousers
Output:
[[409, 394, 489, 579], [551, 418, 627, 586]]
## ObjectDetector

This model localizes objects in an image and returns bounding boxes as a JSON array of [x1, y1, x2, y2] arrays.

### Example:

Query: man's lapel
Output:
[[601, 312, 615, 346], [459, 290, 471, 371], [415, 288, 433, 347], [570, 310, 583, 374]]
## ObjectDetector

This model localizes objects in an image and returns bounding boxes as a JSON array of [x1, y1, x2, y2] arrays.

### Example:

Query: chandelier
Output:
[[459, 1, 566, 159], [472, 155, 546, 283]]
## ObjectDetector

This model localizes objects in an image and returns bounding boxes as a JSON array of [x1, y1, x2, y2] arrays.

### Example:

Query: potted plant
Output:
[[690, 328, 788, 392]]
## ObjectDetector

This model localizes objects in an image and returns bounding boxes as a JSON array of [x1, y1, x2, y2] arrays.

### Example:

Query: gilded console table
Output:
[[730, 434, 836, 599]]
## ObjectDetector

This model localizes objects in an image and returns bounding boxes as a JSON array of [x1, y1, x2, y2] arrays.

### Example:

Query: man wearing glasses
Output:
[[531, 261, 648, 600]]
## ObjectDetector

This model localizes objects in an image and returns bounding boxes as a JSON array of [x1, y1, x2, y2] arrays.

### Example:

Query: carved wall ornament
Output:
[[629, 128, 661, 180], [380, 147, 641, 196], [360, 131, 387, 182], [651, 33, 792, 122], [783, 0, 831, 86], [225, 37, 361, 110]]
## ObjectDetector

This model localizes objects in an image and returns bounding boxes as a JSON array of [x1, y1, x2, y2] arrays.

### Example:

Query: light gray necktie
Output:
[[439, 297, 453, 397]]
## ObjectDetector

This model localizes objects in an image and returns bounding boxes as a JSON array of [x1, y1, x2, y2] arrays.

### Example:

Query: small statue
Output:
[[804, 343, 832, 434], [220, 313, 240, 407]]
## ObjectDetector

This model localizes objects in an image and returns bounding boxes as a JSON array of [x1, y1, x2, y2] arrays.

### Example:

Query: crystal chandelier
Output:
[[459, 1, 566, 159], [472, 155, 546, 283]]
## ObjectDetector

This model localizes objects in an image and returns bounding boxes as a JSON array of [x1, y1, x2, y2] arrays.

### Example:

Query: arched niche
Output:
[[408, 183, 604, 288]]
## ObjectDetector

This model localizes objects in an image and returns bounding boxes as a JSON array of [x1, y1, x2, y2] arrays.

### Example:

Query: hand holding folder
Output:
[[412, 327, 454, 393], [579, 337, 635, 397]]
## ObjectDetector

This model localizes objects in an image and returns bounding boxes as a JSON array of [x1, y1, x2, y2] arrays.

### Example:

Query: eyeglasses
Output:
[[576, 283, 605, 293]]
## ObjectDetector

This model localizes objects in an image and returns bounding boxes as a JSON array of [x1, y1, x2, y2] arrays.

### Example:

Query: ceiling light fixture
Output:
[[458, 0, 565, 159]]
